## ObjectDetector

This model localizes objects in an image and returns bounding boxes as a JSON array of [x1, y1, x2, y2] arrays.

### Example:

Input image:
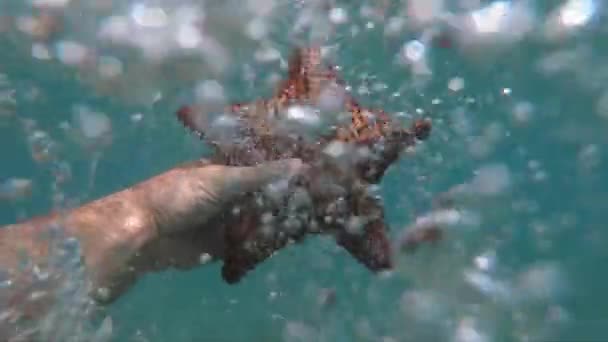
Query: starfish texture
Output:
[[176, 47, 432, 283]]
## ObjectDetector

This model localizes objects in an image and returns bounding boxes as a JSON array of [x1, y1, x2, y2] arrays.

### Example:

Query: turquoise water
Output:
[[1, 1, 608, 341]]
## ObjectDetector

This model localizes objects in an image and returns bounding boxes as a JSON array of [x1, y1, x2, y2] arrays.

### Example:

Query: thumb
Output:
[[216, 159, 306, 200]]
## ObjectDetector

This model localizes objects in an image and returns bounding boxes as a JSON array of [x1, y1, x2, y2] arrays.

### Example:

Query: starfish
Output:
[[176, 47, 432, 284]]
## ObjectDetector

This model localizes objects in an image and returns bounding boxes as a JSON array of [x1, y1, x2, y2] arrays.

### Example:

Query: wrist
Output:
[[65, 186, 158, 301]]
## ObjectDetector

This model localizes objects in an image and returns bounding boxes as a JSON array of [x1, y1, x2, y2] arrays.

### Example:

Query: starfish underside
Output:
[[177, 47, 432, 283]]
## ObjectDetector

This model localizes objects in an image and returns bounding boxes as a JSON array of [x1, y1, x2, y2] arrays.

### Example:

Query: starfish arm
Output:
[[357, 118, 433, 183], [221, 203, 274, 284], [274, 47, 360, 109], [220, 192, 308, 284], [335, 218, 393, 271], [334, 190, 393, 271]]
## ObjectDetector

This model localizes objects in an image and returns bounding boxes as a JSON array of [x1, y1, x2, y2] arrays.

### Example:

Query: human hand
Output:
[[88, 158, 305, 302], [132, 158, 304, 265]]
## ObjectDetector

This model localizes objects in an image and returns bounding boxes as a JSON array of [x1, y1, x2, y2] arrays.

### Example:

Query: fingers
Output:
[[218, 159, 307, 199]]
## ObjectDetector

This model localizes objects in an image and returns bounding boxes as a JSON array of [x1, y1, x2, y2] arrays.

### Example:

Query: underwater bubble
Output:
[[199, 253, 212, 265], [195, 80, 226, 107], [371, 81, 388, 93], [92, 316, 113, 342], [453, 317, 489, 342], [207, 114, 241, 145], [17, 12, 63, 41], [517, 262, 566, 302], [543, 0, 596, 40], [403, 40, 426, 63], [385, 17, 406, 36], [512, 101, 534, 125], [260, 212, 274, 225], [264, 179, 290, 204], [355, 319, 375, 340], [0, 178, 33, 201], [284, 321, 318, 342], [32, 264, 50, 281], [317, 83, 347, 114], [73, 106, 112, 141], [560, 0, 596, 27], [346, 215, 366, 235], [130, 113, 144, 123], [452, 0, 535, 52], [28, 290, 48, 302], [131, 329, 149, 342], [246, 17, 268, 41], [578, 144, 601, 171], [400, 290, 446, 323], [288, 187, 312, 211], [94, 287, 111, 302], [260, 223, 276, 238], [283, 216, 304, 235], [463, 269, 512, 303], [131, 4, 168, 28], [0, 310, 13, 322], [26, 129, 57, 163], [448, 77, 465, 92], [468, 137, 494, 159], [254, 46, 281, 63], [596, 90, 608, 120], [98, 56, 123, 79], [275, 111, 331, 141], [32, 43, 52, 60], [471, 2, 512, 34], [329, 7, 349, 25], [97, 16, 131, 44], [284, 105, 321, 130], [323, 141, 349, 159], [0, 269, 12, 288], [470, 163, 511, 196], [56, 40, 90, 66], [32, 0, 71, 8], [357, 83, 371, 96], [536, 48, 583, 76], [401, 40, 433, 77], [198, 36, 230, 75], [16, 16, 38, 37], [413, 208, 464, 229], [268, 290, 279, 301], [407, 0, 445, 27], [381, 337, 397, 342], [246, 0, 277, 16], [176, 23, 202, 49], [474, 250, 496, 272]]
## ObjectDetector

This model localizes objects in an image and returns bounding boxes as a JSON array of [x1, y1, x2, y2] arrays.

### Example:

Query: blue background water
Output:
[[1, 1, 608, 341]]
